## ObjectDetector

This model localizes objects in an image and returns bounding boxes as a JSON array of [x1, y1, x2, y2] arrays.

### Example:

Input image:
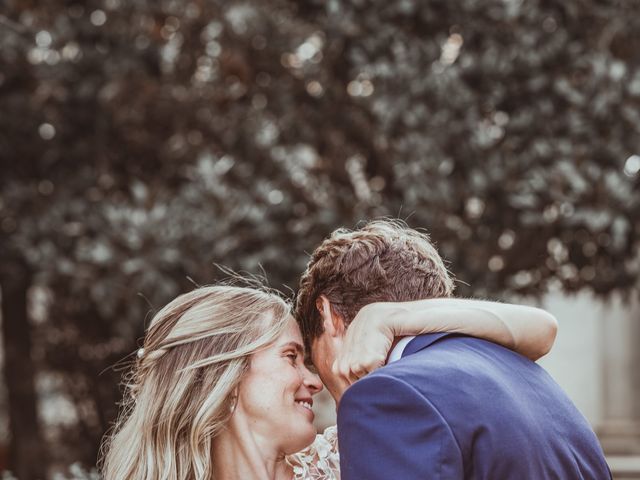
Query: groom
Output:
[[294, 220, 611, 479]]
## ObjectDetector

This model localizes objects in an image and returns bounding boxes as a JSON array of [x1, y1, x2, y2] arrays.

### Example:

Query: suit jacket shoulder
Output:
[[338, 372, 464, 479], [338, 335, 611, 480]]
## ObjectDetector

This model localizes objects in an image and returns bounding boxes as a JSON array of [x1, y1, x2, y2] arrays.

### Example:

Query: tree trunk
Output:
[[0, 254, 46, 479]]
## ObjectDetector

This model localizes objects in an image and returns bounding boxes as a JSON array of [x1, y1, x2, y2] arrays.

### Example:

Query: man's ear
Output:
[[316, 295, 345, 337]]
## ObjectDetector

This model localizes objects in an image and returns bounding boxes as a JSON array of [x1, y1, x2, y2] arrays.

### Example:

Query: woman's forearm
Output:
[[337, 298, 558, 385], [381, 298, 558, 360]]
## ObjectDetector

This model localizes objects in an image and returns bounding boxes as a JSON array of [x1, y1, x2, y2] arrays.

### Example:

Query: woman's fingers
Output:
[[334, 349, 387, 385], [337, 303, 396, 384]]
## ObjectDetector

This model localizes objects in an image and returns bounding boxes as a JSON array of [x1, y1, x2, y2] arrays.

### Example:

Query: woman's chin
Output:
[[286, 424, 318, 454]]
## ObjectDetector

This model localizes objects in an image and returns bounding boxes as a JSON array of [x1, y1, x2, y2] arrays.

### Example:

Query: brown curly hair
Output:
[[295, 219, 455, 351]]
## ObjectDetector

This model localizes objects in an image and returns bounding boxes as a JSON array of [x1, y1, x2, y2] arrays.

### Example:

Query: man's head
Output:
[[294, 219, 454, 400]]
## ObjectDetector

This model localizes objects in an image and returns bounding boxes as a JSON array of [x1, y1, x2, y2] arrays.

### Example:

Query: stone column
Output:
[[598, 294, 640, 455]]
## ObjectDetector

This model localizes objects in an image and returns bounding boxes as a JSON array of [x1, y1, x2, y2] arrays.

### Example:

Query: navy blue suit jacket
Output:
[[337, 333, 611, 479]]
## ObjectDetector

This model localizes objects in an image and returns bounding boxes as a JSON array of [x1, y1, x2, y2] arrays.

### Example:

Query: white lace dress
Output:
[[286, 425, 340, 480]]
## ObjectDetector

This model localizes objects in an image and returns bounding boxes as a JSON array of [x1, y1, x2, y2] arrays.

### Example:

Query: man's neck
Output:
[[387, 336, 404, 362], [387, 335, 416, 364]]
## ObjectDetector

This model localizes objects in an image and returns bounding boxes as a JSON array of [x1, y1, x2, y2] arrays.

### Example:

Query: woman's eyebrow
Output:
[[281, 341, 305, 355]]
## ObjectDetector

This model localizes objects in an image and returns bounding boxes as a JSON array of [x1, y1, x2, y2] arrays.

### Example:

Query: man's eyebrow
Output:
[[281, 341, 305, 355]]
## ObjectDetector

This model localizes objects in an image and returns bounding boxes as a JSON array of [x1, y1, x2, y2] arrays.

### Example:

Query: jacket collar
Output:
[[401, 332, 456, 358]]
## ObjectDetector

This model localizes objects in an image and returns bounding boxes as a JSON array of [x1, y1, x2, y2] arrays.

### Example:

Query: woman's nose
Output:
[[304, 367, 324, 394]]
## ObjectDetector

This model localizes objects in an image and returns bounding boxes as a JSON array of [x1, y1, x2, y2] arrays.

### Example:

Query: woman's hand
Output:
[[332, 303, 404, 385]]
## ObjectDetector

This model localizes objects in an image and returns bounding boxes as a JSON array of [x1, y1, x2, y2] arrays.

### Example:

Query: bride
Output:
[[100, 284, 556, 479]]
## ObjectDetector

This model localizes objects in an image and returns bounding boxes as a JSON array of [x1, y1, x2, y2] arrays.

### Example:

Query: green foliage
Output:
[[0, 0, 639, 471]]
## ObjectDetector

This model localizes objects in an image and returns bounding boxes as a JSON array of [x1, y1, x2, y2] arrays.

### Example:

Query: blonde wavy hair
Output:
[[100, 285, 291, 480]]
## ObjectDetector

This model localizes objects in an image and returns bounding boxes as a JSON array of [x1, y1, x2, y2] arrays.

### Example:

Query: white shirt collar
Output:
[[387, 335, 416, 364]]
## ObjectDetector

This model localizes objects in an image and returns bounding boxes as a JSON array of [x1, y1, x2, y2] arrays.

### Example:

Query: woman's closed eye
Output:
[[280, 341, 305, 366], [285, 352, 298, 364]]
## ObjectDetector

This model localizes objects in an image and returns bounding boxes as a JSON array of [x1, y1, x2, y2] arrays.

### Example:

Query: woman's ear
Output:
[[316, 295, 345, 337], [229, 387, 239, 414]]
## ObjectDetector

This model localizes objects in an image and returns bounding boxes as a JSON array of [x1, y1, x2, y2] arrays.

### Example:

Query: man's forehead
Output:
[[302, 335, 315, 356]]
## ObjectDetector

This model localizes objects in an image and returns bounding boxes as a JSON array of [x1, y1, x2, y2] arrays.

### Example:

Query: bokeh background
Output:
[[1, 0, 640, 478]]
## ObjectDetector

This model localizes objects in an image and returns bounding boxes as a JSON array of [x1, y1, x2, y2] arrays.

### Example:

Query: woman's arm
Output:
[[335, 298, 558, 383]]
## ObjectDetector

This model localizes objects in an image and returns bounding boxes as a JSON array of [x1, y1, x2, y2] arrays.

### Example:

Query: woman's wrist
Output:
[[364, 302, 407, 338]]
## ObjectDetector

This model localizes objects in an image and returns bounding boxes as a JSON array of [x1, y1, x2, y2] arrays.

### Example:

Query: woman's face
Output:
[[235, 315, 323, 454]]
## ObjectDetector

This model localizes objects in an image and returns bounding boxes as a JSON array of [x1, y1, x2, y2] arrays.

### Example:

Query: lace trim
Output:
[[286, 425, 340, 480]]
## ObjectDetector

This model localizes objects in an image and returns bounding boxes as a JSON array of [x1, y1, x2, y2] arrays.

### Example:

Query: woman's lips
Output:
[[295, 399, 315, 419]]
